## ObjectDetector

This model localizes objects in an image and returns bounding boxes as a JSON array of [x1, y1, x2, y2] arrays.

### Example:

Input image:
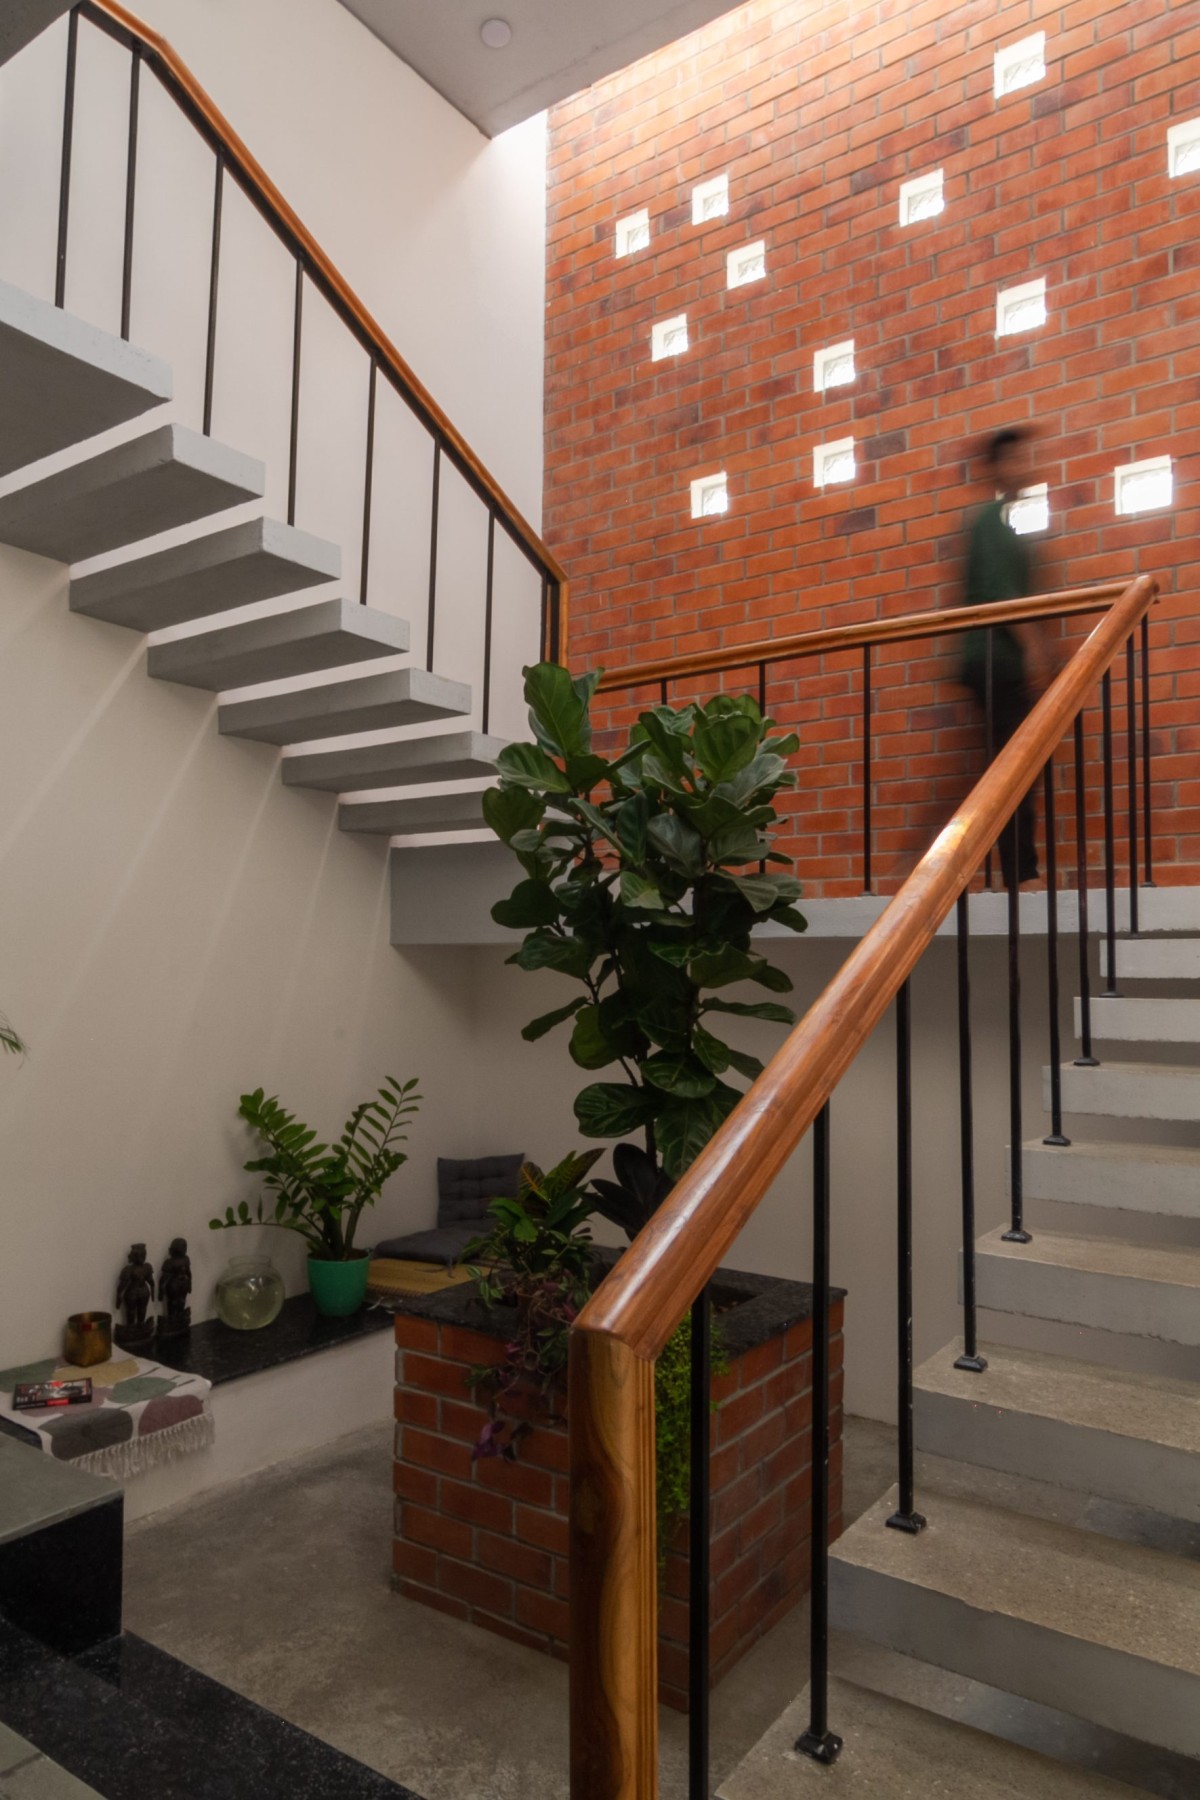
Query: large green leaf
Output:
[[620, 870, 663, 910], [574, 1082, 656, 1139], [482, 785, 544, 845], [514, 931, 594, 979], [751, 960, 794, 993], [723, 872, 803, 913], [688, 945, 761, 988], [520, 998, 586, 1042], [496, 741, 572, 792], [491, 879, 560, 929], [655, 1096, 723, 1178], [646, 812, 703, 875], [565, 753, 609, 791], [524, 662, 590, 759], [692, 1021, 732, 1074], [641, 1054, 716, 1098], [691, 711, 761, 784], [616, 792, 649, 862], [725, 1046, 765, 1081], [570, 1005, 628, 1071]]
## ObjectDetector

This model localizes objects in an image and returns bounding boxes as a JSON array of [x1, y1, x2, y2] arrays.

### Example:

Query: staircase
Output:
[[0, 277, 503, 850], [721, 923, 1200, 1796]]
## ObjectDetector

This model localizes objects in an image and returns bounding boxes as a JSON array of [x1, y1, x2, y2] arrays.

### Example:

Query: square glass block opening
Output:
[[996, 277, 1047, 337], [1168, 118, 1200, 178], [898, 170, 944, 226], [1115, 457, 1173, 517], [690, 471, 729, 519], [813, 438, 855, 488], [615, 209, 650, 257], [994, 32, 1046, 97], [814, 340, 856, 392], [727, 240, 766, 288], [692, 174, 729, 224], [1003, 484, 1049, 535], [651, 314, 689, 360]]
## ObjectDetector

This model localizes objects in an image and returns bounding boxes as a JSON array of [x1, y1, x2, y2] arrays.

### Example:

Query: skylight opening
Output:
[[727, 240, 766, 289], [1114, 456, 1173, 517], [651, 314, 690, 360], [1004, 484, 1049, 535], [813, 438, 856, 488], [899, 170, 944, 226], [692, 173, 729, 225], [1167, 118, 1200, 178], [690, 471, 729, 519], [996, 277, 1047, 337], [615, 209, 650, 258], [994, 32, 1046, 98], [814, 340, 856, 393]]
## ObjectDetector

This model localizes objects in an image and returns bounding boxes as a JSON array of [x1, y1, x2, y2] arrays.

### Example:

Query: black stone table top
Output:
[[0, 1437, 118, 1545], [154, 1293, 392, 1389]]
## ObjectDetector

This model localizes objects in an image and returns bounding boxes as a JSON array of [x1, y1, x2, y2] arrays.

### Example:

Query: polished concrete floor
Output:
[[124, 1415, 1198, 1800]]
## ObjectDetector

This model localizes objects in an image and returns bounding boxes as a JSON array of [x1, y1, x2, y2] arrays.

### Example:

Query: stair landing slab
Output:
[[717, 1677, 1141, 1800]]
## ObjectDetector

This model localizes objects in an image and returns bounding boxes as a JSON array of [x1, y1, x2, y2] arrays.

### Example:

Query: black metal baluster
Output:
[[1141, 613, 1154, 886], [688, 1286, 711, 1800], [120, 44, 140, 340], [539, 574, 549, 664], [954, 892, 987, 1373], [758, 662, 767, 716], [1074, 711, 1099, 1066], [887, 981, 927, 1534], [660, 679, 669, 705], [202, 155, 224, 436], [1101, 670, 1118, 995], [547, 576, 562, 665], [983, 631, 995, 890], [481, 512, 496, 736], [359, 358, 377, 606], [1126, 636, 1139, 934], [796, 1104, 842, 1767], [1043, 758, 1069, 1148], [286, 259, 303, 522], [55, 7, 79, 308], [862, 644, 873, 895], [426, 442, 441, 671], [1002, 810, 1031, 1243]]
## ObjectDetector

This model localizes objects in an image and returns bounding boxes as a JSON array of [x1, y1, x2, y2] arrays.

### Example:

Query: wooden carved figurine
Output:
[[158, 1238, 193, 1338], [115, 1243, 156, 1348]]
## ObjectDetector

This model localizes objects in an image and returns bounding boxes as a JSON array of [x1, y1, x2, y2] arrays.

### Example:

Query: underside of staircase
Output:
[[721, 924, 1200, 1797]]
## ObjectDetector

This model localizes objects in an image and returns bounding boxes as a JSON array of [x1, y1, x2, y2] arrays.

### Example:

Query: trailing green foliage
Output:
[[654, 1313, 727, 1569], [0, 1015, 26, 1058], [211, 1076, 421, 1260]]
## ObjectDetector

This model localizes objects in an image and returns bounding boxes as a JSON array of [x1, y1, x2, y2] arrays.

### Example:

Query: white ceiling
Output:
[[336, 0, 748, 136]]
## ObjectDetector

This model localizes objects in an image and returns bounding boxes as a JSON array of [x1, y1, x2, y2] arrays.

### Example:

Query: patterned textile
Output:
[[0, 1352, 214, 1478]]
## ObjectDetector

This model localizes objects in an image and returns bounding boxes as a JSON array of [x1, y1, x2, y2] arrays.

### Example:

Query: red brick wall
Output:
[[392, 1306, 844, 1707], [546, 0, 1199, 896]]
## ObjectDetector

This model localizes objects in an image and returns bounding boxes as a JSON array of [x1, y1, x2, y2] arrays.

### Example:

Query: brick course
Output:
[[546, 0, 1199, 896], [392, 1306, 844, 1708]]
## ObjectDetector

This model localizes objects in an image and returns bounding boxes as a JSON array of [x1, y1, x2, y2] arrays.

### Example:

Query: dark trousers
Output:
[[962, 664, 1039, 888]]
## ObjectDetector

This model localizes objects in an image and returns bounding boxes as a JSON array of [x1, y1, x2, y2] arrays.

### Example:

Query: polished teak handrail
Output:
[[568, 573, 1158, 1798]]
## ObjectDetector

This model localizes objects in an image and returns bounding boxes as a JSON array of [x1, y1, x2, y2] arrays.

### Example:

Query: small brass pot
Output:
[[64, 1311, 113, 1367]]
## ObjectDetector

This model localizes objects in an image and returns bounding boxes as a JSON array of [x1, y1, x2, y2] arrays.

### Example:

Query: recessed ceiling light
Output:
[[480, 18, 512, 48]]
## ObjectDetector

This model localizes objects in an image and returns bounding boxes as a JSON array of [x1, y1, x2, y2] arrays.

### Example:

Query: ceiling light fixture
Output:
[[480, 18, 512, 48]]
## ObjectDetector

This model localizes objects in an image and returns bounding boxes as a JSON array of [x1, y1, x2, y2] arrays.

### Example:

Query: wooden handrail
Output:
[[596, 580, 1129, 693], [568, 572, 1158, 1799], [82, 0, 567, 598]]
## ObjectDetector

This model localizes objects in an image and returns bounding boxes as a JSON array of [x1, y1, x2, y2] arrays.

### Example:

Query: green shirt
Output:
[[961, 500, 1034, 684]]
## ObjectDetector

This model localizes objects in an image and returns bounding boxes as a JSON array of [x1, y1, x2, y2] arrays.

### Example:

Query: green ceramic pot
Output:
[[307, 1250, 370, 1318]]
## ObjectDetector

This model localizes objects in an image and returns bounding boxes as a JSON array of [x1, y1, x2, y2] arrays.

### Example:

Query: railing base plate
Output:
[[795, 1729, 843, 1766], [885, 1509, 927, 1535], [953, 1352, 988, 1374]]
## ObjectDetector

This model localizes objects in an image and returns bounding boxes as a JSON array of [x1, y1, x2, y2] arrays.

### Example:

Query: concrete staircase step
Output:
[[971, 1226, 1200, 1344], [147, 600, 409, 691], [0, 424, 263, 563], [282, 730, 503, 793], [1046, 1059, 1200, 1122], [338, 790, 486, 836], [716, 1676, 1142, 1800], [1021, 1138, 1200, 1218], [70, 517, 339, 632], [915, 1339, 1200, 1523], [0, 280, 171, 477], [1078, 994, 1200, 1043], [218, 666, 470, 745], [1, 3, 75, 68], [830, 1484, 1200, 1758], [1102, 937, 1200, 982]]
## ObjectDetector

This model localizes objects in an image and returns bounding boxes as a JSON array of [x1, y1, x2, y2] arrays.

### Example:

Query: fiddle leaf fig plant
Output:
[[484, 662, 807, 1219]]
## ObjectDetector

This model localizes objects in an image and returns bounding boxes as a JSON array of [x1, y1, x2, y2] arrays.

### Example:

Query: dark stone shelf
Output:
[[156, 1294, 392, 1389]]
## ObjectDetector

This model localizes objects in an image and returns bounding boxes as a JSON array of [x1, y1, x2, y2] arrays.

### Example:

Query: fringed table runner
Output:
[[0, 1353, 214, 1477]]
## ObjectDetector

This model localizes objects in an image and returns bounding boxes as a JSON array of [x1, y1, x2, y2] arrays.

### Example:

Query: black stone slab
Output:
[[0, 1617, 420, 1800], [0, 1439, 123, 1657], [154, 1293, 392, 1388]]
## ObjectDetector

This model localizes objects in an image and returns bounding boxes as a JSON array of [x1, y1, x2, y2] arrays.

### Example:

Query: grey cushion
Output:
[[373, 1224, 478, 1267], [437, 1153, 525, 1227]]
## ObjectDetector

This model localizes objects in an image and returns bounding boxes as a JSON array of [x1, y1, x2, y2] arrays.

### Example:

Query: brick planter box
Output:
[[391, 1267, 844, 1709]]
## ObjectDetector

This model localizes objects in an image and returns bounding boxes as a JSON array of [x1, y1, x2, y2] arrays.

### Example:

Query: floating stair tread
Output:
[[1102, 937, 1200, 981], [218, 666, 470, 745], [282, 730, 504, 793], [1021, 1137, 1200, 1216], [338, 791, 486, 835], [0, 423, 264, 563], [973, 1226, 1200, 1345], [69, 516, 339, 632], [147, 600, 409, 691], [1078, 995, 1200, 1042], [717, 1677, 1141, 1800], [977, 1225, 1200, 1291], [0, 279, 171, 477], [915, 1340, 1200, 1458], [1048, 1059, 1200, 1122]]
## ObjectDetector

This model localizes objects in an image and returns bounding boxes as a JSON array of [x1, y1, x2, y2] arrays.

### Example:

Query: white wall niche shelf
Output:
[[1114, 456, 1173, 517], [898, 170, 944, 226], [814, 339, 856, 393], [692, 173, 729, 224], [994, 32, 1046, 98], [727, 240, 766, 289], [614, 208, 650, 258], [996, 277, 1047, 337], [813, 437, 856, 488], [690, 470, 729, 519]]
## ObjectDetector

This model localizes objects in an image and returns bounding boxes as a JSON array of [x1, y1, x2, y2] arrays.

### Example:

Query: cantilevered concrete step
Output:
[[717, 1676, 1142, 1800], [218, 667, 470, 745], [915, 1340, 1200, 1522], [70, 517, 339, 631], [282, 730, 503, 794], [0, 424, 263, 562], [1102, 937, 1200, 982], [1078, 994, 1200, 1043], [338, 791, 486, 836], [972, 1226, 1200, 1345], [1, 3, 75, 67], [0, 280, 171, 476], [147, 600, 409, 691], [1021, 1138, 1200, 1218], [1046, 1060, 1200, 1123], [831, 1485, 1200, 1758]]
